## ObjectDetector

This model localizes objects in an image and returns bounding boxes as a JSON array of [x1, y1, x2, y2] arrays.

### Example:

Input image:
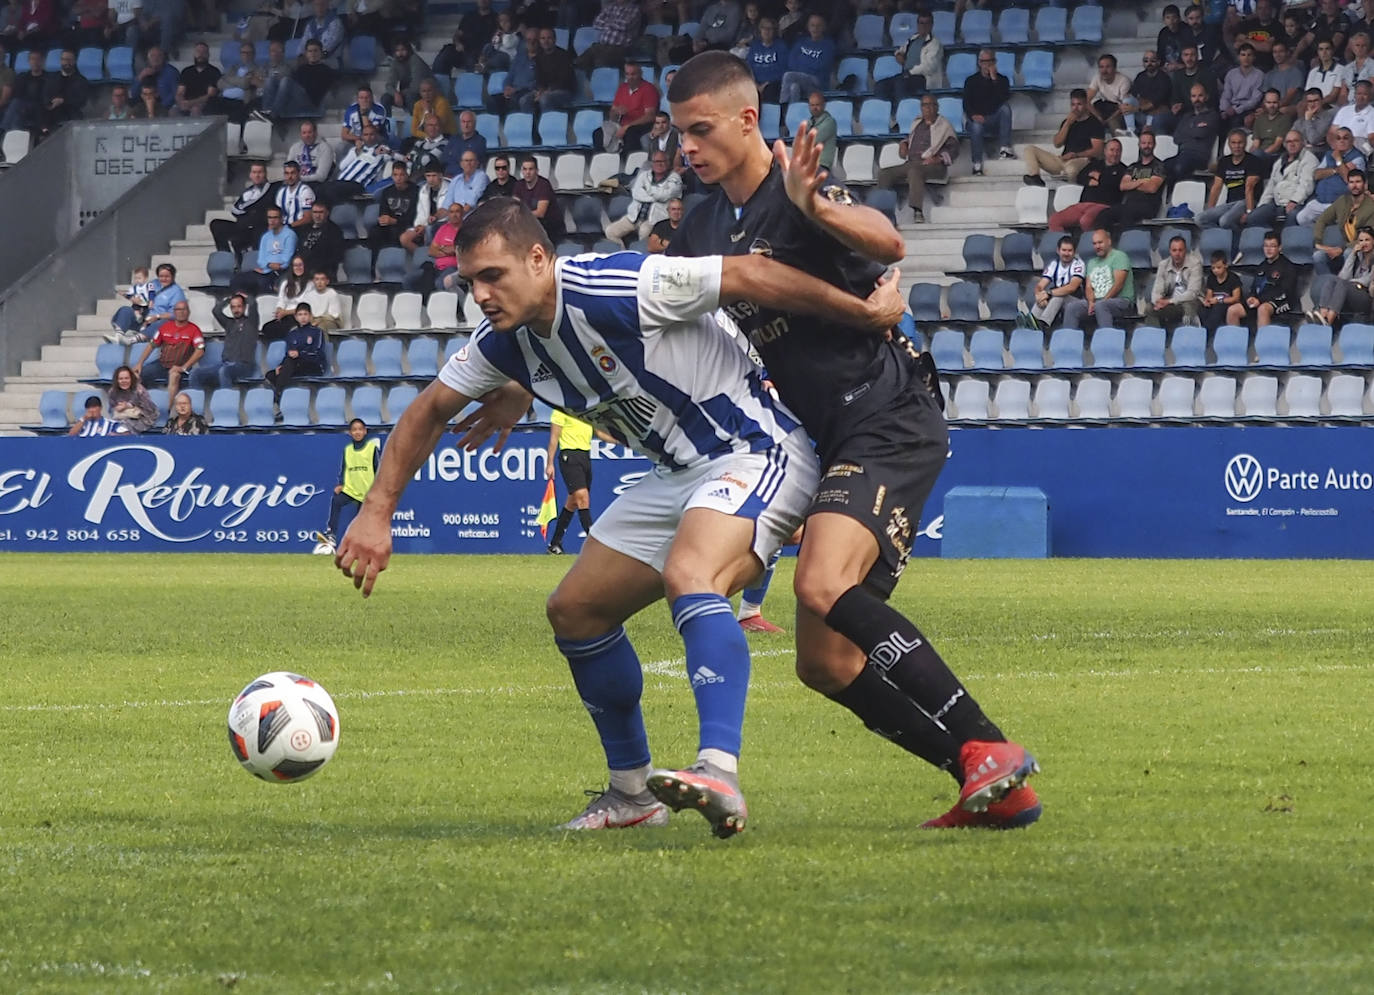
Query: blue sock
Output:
[[671, 593, 751, 757], [555, 627, 650, 770], [740, 548, 782, 614]]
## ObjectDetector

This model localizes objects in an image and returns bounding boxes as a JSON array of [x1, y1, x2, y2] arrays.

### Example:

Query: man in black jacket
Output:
[[297, 201, 346, 279], [1243, 230, 1297, 328], [367, 162, 420, 261], [40, 49, 88, 136], [211, 161, 273, 258], [961, 48, 1012, 176], [2, 50, 48, 137]]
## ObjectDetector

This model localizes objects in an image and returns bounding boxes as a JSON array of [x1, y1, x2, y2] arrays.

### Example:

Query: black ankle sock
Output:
[[551, 508, 573, 544], [828, 665, 963, 781], [577, 507, 593, 532], [825, 585, 1005, 745]]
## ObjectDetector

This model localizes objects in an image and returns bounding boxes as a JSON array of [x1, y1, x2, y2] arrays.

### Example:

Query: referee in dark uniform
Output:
[[544, 408, 597, 554]]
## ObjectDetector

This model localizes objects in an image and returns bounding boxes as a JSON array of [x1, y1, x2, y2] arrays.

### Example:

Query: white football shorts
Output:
[[589, 427, 818, 575]]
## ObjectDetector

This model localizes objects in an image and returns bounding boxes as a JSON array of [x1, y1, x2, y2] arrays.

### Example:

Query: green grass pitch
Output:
[[1, 553, 1372, 994]]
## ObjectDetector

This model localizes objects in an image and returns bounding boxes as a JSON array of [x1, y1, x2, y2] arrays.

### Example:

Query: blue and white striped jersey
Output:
[[273, 180, 315, 224], [438, 252, 802, 471]]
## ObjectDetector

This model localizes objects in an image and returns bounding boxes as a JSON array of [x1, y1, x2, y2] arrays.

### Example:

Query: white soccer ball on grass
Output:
[[227, 672, 340, 782]]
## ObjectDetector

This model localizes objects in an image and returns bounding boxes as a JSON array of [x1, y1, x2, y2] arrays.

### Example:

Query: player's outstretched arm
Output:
[[452, 380, 534, 453], [719, 255, 905, 335], [336, 378, 471, 597], [774, 124, 906, 265]]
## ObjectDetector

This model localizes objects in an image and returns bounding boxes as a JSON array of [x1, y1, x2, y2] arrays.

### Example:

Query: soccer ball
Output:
[[227, 672, 340, 782]]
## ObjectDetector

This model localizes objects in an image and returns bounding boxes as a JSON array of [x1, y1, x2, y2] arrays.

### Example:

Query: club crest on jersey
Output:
[[455, 345, 469, 362], [597, 353, 618, 373], [748, 238, 773, 257]]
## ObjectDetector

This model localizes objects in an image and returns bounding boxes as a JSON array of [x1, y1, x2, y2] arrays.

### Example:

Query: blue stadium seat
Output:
[[1008, 327, 1045, 369], [894, 97, 922, 134], [77, 47, 104, 82], [995, 50, 1015, 82], [1235, 226, 1267, 265], [342, 244, 373, 286], [571, 196, 604, 235], [937, 96, 964, 132], [1338, 323, 1374, 365], [1035, 7, 1067, 45], [371, 338, 405, 378], [181, 388, 205, 415], [351, 385, 384, 425], [909, 283, 942, 322], [1170, 325, 1207, 367], [969, 328, 1005, 369], [962, 234, 996, 272], [998, 8, 1031, 46], [279, 387, 312, 426], [785, 101, 809, 137], [315, 385, 348, 426], [243, 384, 274, 428], [485, 71, 507, 96], [1282, 225, 1315, 264], [538, 110, 570, 147], [572, 25, 599, 54], [43, 48, 61, 72], [1001, 232, 1035, 272], [205, 251, 235, 289], [376, 247, 408, 285], [1198, 227, 1231, 264], [947, 280, 982, 322], [889, 12, 919, 45], [404, 338, 438, 378], [589, 66, 619, 103], [932, 10, 956, 46], [946, 52, 976, 91], [1213, 325, 1250, 367], [759, 103, 781, 141], [828, 99, 854, 136], [209, 389, 241, 427], [264, 340, 287, 371], [1048, 327, 1084, 368], [502, 112, 534, 147], [930, 329, 966, 370], [1254, 326, 1291, 366], [95, 343, 124, 380], [335, 340, 368, 379], [572, 109, 601, 146], [1129, 326, 1167, 368], [475, 113, 500, 146], [453, 73, 484, 108], [835, 56, 868, 91], [863, 187, 898, 222], [1089, 326, 1126, 367], [986, 280, 1021, 322], [1020, 50, 1054, 91], [1071, 5, 1104, 44], [39, 390, 68, 429], [386, 384, 419, 422], [201, 341, 224, 370], [443, 335, 469, 361], [853, 14, 886, 50], [872, 55, 902, 84], [1119, 229, 1153, 269], [554, 28, 569, 49], [105, 45, 133, 82], [1036, 229, 1066, 264], [858, 98, 893, 136], [961, 9, 993, 46], [345, 36, 379, 74]]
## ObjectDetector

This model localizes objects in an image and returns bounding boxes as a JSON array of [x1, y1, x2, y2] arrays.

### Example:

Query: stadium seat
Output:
[[894, 97, 921, 135], [945, 52, 976, 91], [1198, 227, 1231, 265], [909, 283, 943, 322], [1129, 326, 1167, 368], [502, 112, 534, 147], [427, 291, 460, 329], [993, 378, 1031, 419], [312, 385, 345, 425], [443, 335, 470, 361], [1283, 374, 1322, 417], [342, 245, 373, 286], [1074, 377, 1112, 420], [264, 340, 287, 371], [572, 25, 599, 54], [1338, 323, 1374, 365], [1234, 226, 1267, 266], [952, 379, 990, 420], [1119, 229, 1153, 270], [1071, 5, 1104, 43], [386, 384, 419, 422], [969, 328, 1005, 369], [1198, 376, 1240, 418], [1034, 7, 1067, 45], [785, 101, 809, 138], [947, 281, 982, 322], [1327, 373, 1366, 415], [351, 386, 384, 425], [552, 153, 587, 191], [571, 196, 605, 236], [1021, 50, 1054, 91], [77, 47, 104, 82], [240, 120, 272, 160], [1050, 186, 1082, 218], [961, 9, 993, 46], [1016, 186, 1049, 225], [932, 10, 956, 46], [105, 45, 133, 82], [759, 103, 781, 142], [376, 248, 408, 286], [554, 28, 569, 48], [1008, 328, 1045, 369], [371, 338, 405, 379], [853, 13, 886, 50], [858, 98, 892, 136], [986, 280, 1021, 322], [95, 342, 124, 380], [962, 234, 996, 273], [1001, 232, 1035, 272], [204, 251, 235, 290], [998, 8, 1031, 46], [208, 389, 241, 427], [1213, 325, 1249, 367], [995, 50, 1015, 83], [277, 387, 311, 426], [1048, 327, 1084, 368], [1281, 225, 1315, 265], [200, 341, 224, 371], [889, 12, 919, 45], [1294, 324, 1333, 365], [1157, 226, 1192, 252], [406, 338, 439, 379], [1170, 325, 1207, 367], [346, 36, 379, 74], [335, 339, 369, 378], [475, 113, 500, 147], [538, 110, 570, 147], [872, 55, 902, 84], [835, 56, 868, 92], [1089, 326, 1126, 367], [1033, 378, 1071, 420], [330, 202, 360, 240], [863, 187, 898, 222], [453, 73, 484, 108], [930, 329, 966, 370], [42, 48, 60, 73], [1117, 376, 1156, 419], [587, 151, 620, 187], [840, 144, 875, 184], [2, 128, 31, 164], [38, 390, 68, 429], [571, 109, 601, 148], [1254, 326, 1291, 366], [588, 66, 619, 103]]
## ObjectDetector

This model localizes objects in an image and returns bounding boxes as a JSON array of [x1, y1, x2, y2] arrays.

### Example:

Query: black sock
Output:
[[826, 586, 1005, 745], [577, 507, 593, 532], [550, 508, 573, 544], [828, 665, 963, 781]]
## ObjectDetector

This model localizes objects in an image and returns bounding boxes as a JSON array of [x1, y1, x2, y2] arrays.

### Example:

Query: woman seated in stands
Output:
[[106, 365, 159, 435], [260, 255, 312, 340], [107, 263, 185, 345], [1310, 226, 1374, 327], [163, 391, 209, 435], [265, 303, 327, 416]]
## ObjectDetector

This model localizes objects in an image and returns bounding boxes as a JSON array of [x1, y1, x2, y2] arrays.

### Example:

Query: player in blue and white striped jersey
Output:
[[336, 198, 904, 838]]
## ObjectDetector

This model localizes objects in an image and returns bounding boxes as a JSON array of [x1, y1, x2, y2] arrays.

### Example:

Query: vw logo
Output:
[[1225, 453, 1264, 503]]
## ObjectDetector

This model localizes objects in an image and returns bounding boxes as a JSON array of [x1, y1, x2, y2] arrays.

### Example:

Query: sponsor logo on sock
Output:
[[580, 698, 604, 714], [931, 688, 965, 721], [691, 666, 724, 687], [869, 631, 923, 671]]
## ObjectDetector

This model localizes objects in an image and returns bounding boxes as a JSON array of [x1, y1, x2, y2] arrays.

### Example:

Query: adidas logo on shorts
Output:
[[691, 666, 724, 687], [706, 487, 732, 501]]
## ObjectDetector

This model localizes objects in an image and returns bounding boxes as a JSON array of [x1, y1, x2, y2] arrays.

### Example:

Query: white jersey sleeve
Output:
[[436, 325, 513, 401], [634, 254, 724, 334]]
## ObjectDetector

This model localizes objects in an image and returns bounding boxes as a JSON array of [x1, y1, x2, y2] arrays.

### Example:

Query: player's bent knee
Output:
[[545, 588, 609, 641], [792, 568, 849, 621]]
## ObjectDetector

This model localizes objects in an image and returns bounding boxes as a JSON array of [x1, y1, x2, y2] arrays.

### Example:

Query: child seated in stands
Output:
[[265, 303, 328, 418], [117, 266, 158, 331]]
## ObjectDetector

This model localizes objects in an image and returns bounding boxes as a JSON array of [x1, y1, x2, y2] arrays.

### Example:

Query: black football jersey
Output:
[[668, 163, 906, 453]]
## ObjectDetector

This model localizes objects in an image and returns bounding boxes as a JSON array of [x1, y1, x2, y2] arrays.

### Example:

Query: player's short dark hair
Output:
[[519, 154, 538, 168], [284, 159, 300, 170], [1306, 87, 1324, 99], [455, 197, 554, 257], [1070, 87, 1088, 101], [1169, 235, 1187, 249], [349, 418, 367, 429], [1228, 128, 1248, 142], [358, 84, 373, 95], [1210, 250, 1228, 264], [295, 302, 313, 312], [1057, 235, 1074, 249], [83, 395, 102, 409], [667, 50, 757, 106], [1264, 88, 1281, 99]]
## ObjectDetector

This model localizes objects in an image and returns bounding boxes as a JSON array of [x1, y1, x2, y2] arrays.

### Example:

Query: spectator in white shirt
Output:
[[1334, 79, 1374, 154], [1087, 53, 1132, 133]]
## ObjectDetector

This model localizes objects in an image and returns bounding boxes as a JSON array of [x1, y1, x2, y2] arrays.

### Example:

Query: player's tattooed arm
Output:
[[719, 255, 905, 335], [773, 124, 906, 265]]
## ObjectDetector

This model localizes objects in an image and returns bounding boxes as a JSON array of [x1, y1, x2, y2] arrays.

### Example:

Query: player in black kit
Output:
[[666, 52, 1041, 829]]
